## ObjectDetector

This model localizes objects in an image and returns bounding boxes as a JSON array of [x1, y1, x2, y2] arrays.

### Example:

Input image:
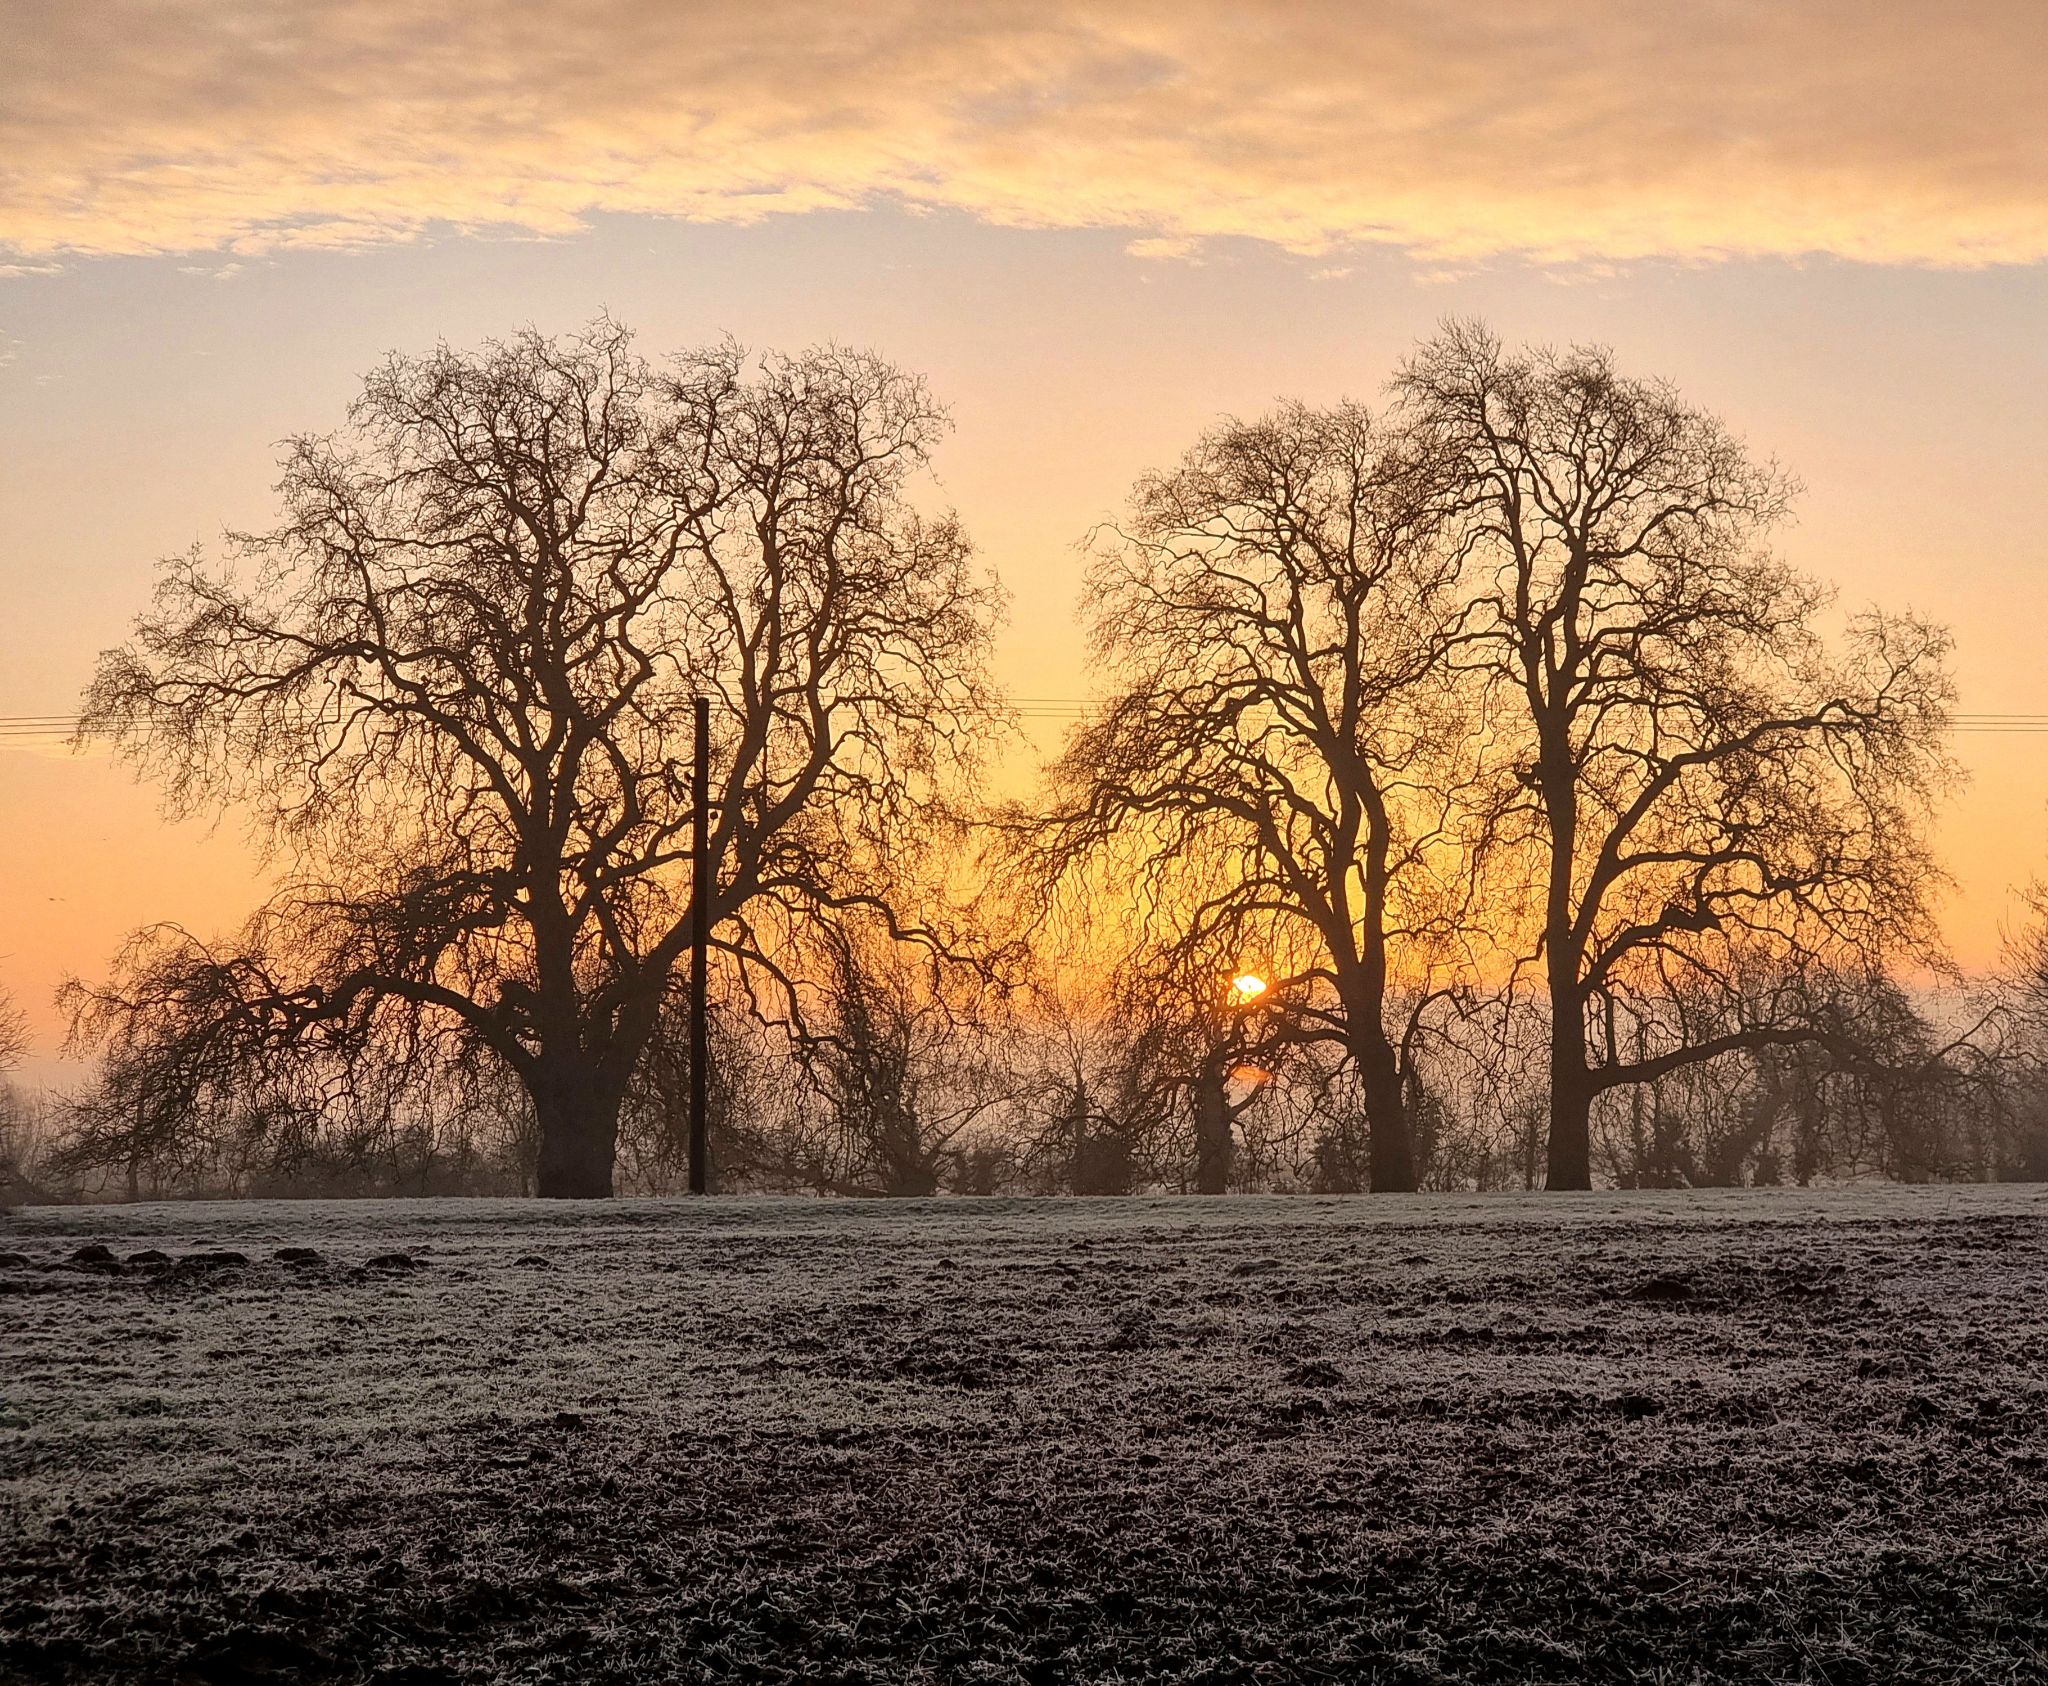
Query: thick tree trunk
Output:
[[1546, 1037, 1594, 1191], [1542, 829, 1594, 1190], [1534, 700, 1591, 1191], [1345, 819, 1416, 1192], [531, 1059, 623, 1199], [1354, 1032, 1416, 1193]]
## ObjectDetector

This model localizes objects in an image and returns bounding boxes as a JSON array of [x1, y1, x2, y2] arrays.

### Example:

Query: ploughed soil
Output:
[[3, 1188, 2047, 1683]]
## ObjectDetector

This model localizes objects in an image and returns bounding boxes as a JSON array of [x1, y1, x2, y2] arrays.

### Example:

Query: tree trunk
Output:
[[1544, 879, 1594, 1189], [1546, 1041, 1594, 1191], [531, 1058, 622, 1199], [1344, 814, 1416, 1192], [1536, 712, 1589, 1191], [1355, 1032, 1416, 1193]]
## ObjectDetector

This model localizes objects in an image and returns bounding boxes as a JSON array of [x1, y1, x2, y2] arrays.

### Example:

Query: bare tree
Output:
[[1027, 403, 1480, 1191], [772, 917, 1012, 1196], [1397, 322, 1957, 1188], [71, 320, 1002, 1197], [1582, 957, 2001, 1187], [999, 970, 1209, 1196], [57, 925, 544, 1198], [611, 979, 763, 1193], [1987, 881, 2048, 1176], [2005, 883, 2048, 1038], [62, 924, 346, 1197], [1002, 979, 1131, 1195], [0, 983, 45, 1208], [0, 984, 24, 1080]]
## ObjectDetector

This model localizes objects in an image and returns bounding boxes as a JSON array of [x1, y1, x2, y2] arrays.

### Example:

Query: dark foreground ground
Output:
[[3, 1189, 2046, 1684]]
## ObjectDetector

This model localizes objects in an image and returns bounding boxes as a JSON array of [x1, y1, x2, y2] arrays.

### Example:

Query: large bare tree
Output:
[[72, 320, 1001, 1196], [1397, 323, 1955, 1189], [1029, 403, 1477, 1190]]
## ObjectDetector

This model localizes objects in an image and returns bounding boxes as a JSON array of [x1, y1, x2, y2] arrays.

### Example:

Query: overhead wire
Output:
[[6, 705, 2048, 740]]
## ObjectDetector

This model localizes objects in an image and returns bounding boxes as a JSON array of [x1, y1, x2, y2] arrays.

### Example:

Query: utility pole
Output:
[[688, 695, 711, 1196], [1194, 1052, 1232, 1195]]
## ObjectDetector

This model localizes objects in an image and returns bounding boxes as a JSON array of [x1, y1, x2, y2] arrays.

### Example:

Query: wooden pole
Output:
[[689, 695, 711, 1196]]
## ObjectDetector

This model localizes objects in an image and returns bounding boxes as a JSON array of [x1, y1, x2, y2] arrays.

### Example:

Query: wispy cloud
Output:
[[3, 1, 2042, 269], [1124, 236, 1205, 263]]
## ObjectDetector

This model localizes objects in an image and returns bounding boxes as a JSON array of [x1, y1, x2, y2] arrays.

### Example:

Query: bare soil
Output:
[[4, 1188, 2047, 1682]]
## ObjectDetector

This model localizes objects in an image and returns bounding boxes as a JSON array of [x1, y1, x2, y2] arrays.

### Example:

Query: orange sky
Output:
[[3, 2, 2046, 1078]]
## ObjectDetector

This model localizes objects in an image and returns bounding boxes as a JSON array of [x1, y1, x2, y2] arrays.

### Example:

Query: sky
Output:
[[2, 0, 2046, 1075]]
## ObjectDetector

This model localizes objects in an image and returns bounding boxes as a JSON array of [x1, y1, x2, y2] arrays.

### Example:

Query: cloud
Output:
[[1124, 235, 1204, 262], [2, 1, 2043, 269]]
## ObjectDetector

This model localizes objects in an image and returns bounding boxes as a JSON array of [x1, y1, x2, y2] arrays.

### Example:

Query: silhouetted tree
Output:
[[1584, 959, 1999, 1186], [1991, 882, 2048, 1175], [1028, 403, 1480, 1190], [0, 985, 24, 1080], [1398, 323, 1955, 1189], [612, 979, 759, 1193], [1003, 977, 1167, 1195], [2005, 883, 2048, 1040], [1007, 983, 1138, 1196], [0, 984, 46, 1207], [70, 320, 1002, 1196], [58, 936, 537, 1198], [778, 916, 1012, 1196]]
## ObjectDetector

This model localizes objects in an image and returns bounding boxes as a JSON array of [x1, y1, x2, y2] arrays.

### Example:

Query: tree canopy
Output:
[[70, 320, 1004, 1196]]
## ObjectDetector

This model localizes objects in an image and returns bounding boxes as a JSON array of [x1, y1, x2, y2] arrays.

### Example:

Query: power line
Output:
[[7, 707, 2048, 741]]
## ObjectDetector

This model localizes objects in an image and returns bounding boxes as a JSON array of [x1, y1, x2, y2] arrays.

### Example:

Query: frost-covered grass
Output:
[[4, 1187, 2047, 1682]]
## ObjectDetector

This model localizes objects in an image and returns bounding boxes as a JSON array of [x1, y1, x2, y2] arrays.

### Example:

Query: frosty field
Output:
[[4, 1188, 2047, 1683]]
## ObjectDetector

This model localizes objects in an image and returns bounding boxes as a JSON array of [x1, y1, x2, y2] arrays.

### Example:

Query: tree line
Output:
[[8, 317, 2046, 1201]]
